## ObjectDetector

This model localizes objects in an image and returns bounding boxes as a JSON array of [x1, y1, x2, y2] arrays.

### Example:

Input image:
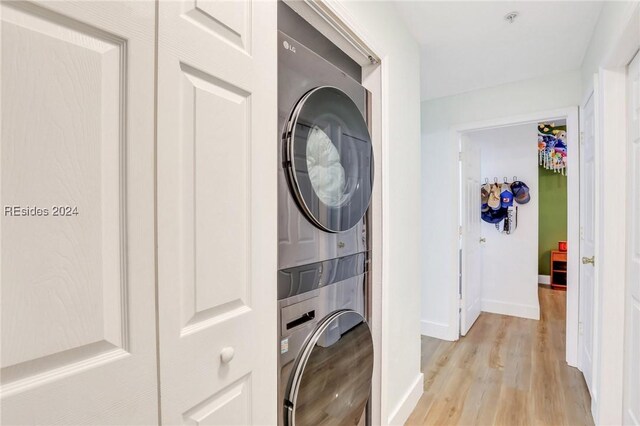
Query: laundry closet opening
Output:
[[457, 109, 579, 365]]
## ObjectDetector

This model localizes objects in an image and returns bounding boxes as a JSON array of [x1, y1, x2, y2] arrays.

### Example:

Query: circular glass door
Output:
[[284, 87, 374, 233], [284, 310, 374, 426]]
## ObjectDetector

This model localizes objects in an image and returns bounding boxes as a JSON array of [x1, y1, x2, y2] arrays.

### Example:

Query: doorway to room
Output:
[[455, 107, 580, 367], [537, 121, 569, 292], [408, 107, 593, 426]]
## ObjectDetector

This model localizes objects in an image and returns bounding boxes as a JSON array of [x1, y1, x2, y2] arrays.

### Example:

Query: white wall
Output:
[[472, 124, 540, 320], [581, 1, 637, 97], [338, 2, 423, 424], [421, 70, 581, 340]]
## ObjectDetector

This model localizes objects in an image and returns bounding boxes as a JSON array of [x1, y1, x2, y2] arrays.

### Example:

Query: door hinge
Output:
[[580, 131, 585, 144], [579, 321, 584, 335], [458, 151, 462, 161], [459, 225, 463, 236], [459, 298, 463, 312]]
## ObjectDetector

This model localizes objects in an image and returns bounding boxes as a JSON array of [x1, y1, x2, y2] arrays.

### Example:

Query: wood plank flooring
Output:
[[406, 287, 593, 426]]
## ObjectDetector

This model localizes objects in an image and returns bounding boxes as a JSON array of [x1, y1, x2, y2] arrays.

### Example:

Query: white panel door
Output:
[[579, 93, 597, 398], [0, 1, 158, 424], [156, 1, 277, 424], [460, 137, 482, 335], [624, 50, 640, 426]]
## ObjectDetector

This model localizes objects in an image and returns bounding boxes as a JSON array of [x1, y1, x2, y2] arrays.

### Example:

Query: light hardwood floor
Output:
[[406, 287, 593, 426]]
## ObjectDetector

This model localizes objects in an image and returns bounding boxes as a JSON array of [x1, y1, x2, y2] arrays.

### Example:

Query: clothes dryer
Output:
[[278, 31, 374, 270]]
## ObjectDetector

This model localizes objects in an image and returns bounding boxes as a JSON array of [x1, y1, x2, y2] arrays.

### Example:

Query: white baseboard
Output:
[[482, 299, 540, 320], [420, 320, 457, 341], [538, 274, 551, 285], [387, 372, 424, 426]]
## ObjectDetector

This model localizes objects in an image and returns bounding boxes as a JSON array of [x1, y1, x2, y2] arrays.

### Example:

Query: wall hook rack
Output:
[[483, 176, 519, 185]]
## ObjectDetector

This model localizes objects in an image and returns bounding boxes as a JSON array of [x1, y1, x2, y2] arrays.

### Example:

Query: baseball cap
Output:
[[511, 181, 530, 204], [481, 184, 491, 212], [488, 184, 501, 210], [481, 207, 507, 224], [500, 183, 513, 208]]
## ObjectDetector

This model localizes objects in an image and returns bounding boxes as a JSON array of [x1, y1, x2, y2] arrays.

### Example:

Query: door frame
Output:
[[452, 106, 580, 367], [281, 2, 387, 424], [586, 3, 640, 424], [624, 48, 640, 426]]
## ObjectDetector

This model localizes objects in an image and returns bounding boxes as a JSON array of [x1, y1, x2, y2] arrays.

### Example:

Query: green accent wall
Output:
[[538, 167, 568, 275]]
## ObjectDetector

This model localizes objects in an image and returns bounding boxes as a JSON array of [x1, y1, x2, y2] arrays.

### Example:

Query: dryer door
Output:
[[284, 310, 373, 426], [284, 86, 373, 233]]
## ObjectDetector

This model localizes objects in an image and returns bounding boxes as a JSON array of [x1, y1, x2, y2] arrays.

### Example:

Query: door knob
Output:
[[220, 347, 235, 364], [582, 256, 595, 266], [480, 237, 486, 243]]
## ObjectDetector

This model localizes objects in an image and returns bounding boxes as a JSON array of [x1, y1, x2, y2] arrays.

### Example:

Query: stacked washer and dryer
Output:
[[276, 12, 375, 426]]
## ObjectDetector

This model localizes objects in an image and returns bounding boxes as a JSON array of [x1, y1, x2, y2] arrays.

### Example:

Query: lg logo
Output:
[[283, 40, 296, 53]]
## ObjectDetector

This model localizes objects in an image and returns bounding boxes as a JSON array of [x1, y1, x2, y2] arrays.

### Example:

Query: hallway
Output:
[[406, 288, 593, 426]]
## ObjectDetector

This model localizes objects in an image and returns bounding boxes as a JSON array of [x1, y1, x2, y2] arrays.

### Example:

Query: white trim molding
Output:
[[482, 299, 540, 320], [283, 0, 381, 66], [452, 106, 580, 367], [387, 373, 424, 426], [538, 275, 551, 285], [420, 320, 456, 341]]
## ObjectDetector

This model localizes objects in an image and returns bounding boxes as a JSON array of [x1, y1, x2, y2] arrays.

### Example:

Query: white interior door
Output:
[[460, 136, 483, 335], [0, 1, 158, 423], [624, 50, 640, 426], [156, 1, 277, 424], [579, 92, 597, 398]]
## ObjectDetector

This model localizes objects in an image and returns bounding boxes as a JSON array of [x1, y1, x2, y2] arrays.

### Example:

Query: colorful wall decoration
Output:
[[538, 122, 567, 175]]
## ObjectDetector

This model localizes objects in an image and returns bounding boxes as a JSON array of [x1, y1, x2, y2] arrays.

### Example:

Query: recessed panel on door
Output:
[[1, 1, 157, 423], [2, 3, 125, 376], [178, 63, 252, 333]]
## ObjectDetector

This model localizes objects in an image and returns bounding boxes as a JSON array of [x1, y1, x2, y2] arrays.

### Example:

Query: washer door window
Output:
[[285, 310, 374, 426], [285, 87, 373, 233]]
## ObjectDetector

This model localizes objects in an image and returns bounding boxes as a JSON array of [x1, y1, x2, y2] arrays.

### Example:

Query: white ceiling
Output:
[[394, 1, 604, 101]]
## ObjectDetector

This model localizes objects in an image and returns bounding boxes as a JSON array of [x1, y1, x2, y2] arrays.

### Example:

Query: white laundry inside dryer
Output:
[[306, 125, 347, 207]]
